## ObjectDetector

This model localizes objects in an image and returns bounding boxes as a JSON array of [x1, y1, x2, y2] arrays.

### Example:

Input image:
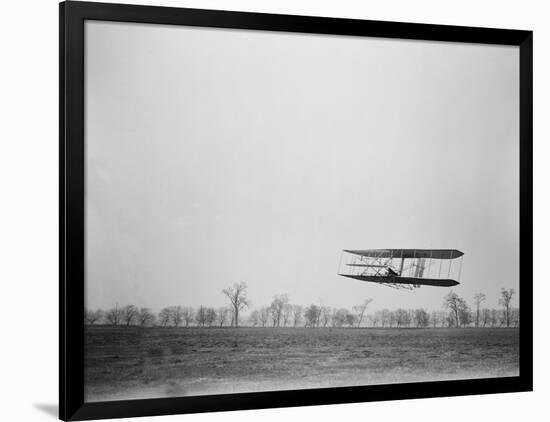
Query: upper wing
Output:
[[343, 249, 463, 260]]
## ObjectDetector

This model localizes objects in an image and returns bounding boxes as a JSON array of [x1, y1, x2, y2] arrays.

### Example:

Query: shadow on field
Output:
[[34, 403, 58, 419]]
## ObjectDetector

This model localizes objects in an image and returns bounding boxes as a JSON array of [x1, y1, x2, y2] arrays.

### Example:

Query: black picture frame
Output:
[[60, 1, 533, 420]]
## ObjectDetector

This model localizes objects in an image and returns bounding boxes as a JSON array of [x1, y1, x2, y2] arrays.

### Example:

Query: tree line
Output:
[[85, 283, 519, 329]]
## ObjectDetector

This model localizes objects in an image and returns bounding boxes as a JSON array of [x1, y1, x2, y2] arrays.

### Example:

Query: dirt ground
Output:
[[84, 326, 519, 402]]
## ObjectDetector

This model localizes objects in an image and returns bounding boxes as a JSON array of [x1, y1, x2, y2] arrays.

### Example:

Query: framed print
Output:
[[59, 1, 533, 420]]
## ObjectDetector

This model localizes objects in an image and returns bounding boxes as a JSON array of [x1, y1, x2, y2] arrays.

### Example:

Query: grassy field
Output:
[[85, 326, 519, 402]]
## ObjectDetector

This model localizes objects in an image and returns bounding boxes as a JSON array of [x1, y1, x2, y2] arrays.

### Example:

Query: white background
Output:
[[0, 0, 547, 421]]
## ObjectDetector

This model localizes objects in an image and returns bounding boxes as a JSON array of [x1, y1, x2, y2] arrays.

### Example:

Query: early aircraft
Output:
[[338, 249, 464, 289]]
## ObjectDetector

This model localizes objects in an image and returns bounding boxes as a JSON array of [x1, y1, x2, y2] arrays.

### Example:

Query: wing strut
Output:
[[458, 255, 464, 281]]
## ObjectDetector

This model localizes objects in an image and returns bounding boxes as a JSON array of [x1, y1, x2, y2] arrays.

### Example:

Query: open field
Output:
[[85, 326, 519, 402]]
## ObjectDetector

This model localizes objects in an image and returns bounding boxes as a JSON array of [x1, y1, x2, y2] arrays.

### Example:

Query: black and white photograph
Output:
[[3, 0, 548, 420], [82, 19, 521, 403]]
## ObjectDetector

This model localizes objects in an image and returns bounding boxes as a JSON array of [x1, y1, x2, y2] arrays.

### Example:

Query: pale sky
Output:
[[85, 21, 519, 313]]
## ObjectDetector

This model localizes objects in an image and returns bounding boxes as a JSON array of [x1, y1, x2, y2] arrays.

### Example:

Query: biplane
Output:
[[338, 249, 464, 289]]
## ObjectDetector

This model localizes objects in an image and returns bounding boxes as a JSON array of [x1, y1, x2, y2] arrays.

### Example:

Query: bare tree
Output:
[[217, 307, 230, 327], [182, 307, 194, 327], [249, 309, 260, 327], [105, 306, 123, 326], [228, 308, 236, 327], [320, 306, 332, 327], [121, 305, 139, 326], [473, 293, 486, 327], [481, 308, 491, 327], [222, 282, 251, 327], [282, 303, 293, 327], [331, 308, 350, 328], [410, 310, 417, 327], [430, 310, 439, 328], [304, 304, 321, 327], [259, 306, 270, 327], [158, 307, 172, 327], [138, 307, 155, 326], [414, 309, 430, 327], [389, 311, 398, 328], [490, 308, 500, 327], [206, 308, 217, 327], [170, 306, 184, 327], [292, 305, 303, 327], [499, 288, 515, 327], [85, 309, 104, 325], [439, 311, 449, 326], [269, 304, 279, 327], [269, 294, 289, 327], [370, 313, 379, 327], [395, 309, 410, 327], [458, 304, 472, 327], [195, 306, 207, 327], [443, 291, 466, 328], [352, 299, 373, 328], [376, 309, 390, 327], [445, 312, 456, 327], [345, 312, 357, 327]]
